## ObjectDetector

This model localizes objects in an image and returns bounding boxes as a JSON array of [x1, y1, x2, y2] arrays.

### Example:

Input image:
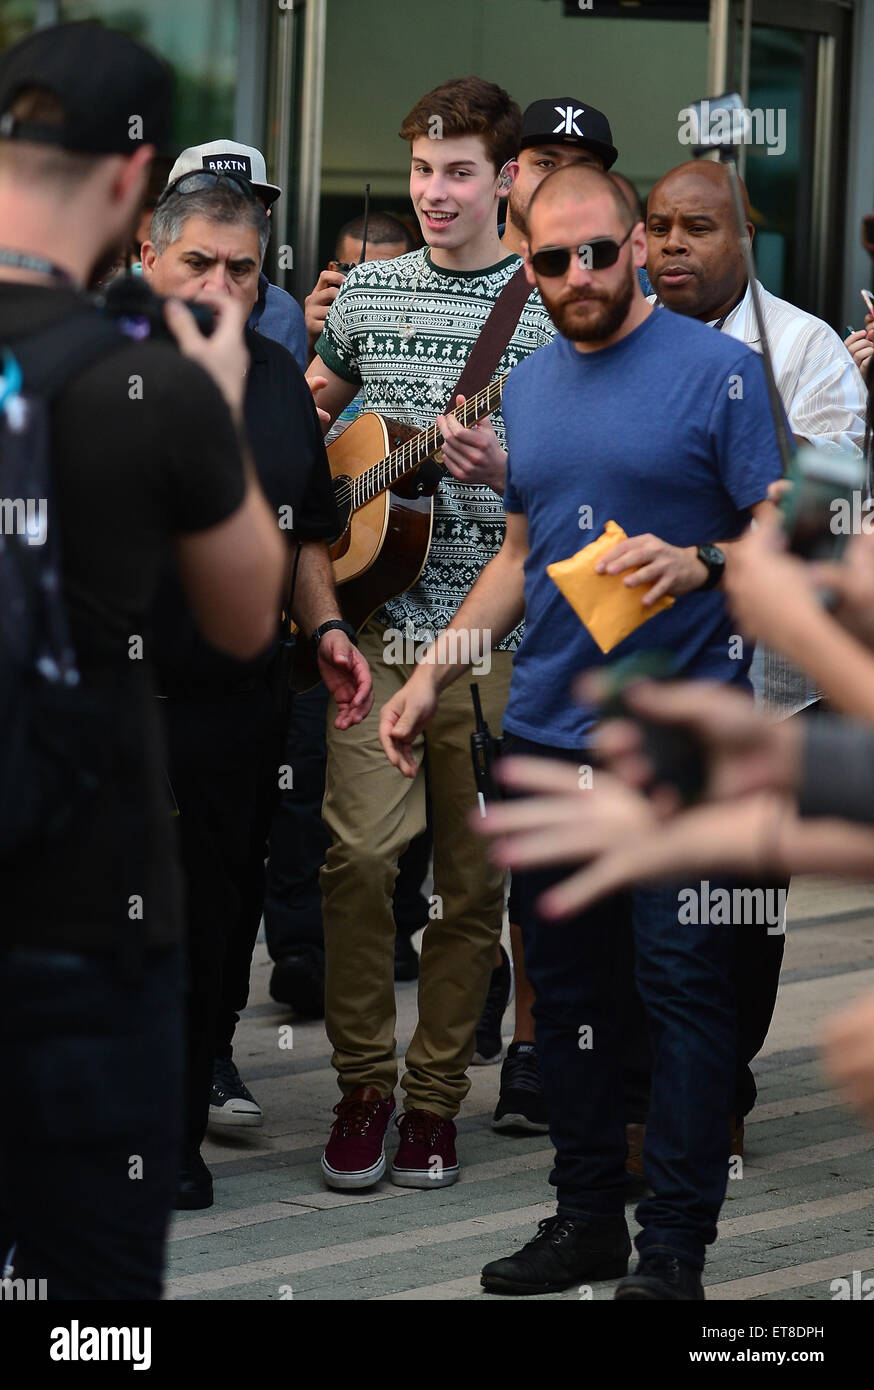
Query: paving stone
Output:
[[166, 876, 874, 1300]]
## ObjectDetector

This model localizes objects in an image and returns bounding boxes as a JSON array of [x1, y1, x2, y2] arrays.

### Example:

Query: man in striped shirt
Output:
[[642, 159, 867, 1136], [646, 159, 867, 720], [306, 77, 555, 1195]]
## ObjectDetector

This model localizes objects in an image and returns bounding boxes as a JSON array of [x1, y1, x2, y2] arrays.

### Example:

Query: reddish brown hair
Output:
[[399, 77, 521, 173]]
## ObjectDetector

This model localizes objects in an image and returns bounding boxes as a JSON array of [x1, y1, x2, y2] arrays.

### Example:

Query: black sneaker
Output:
[[209, 1055, 263, 1129], [492, 1042, 549, 1134], [614, 1254, 705, 1300], [394, 933, 420, 982], [472, 944, 512, 1065], [481, 1212, 631, 1295], [269, 944, 325, 1018]]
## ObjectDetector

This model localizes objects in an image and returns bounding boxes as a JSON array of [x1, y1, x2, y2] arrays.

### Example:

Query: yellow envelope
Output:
[[546, 520, 674, 655]]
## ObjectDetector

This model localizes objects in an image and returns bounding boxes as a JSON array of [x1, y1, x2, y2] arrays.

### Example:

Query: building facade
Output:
[[3, 0, 872, 333]]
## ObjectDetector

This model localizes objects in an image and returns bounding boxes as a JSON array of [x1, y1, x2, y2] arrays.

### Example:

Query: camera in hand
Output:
[[596, 651, 707, 808], [779, 444, 868, 562], [94, 273, 215, 344]]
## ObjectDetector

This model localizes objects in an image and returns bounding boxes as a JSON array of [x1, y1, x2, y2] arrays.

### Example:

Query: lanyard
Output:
[[0, 346, 22, 413], [711, 283, 748, 333], [0, 246, 77, 287]]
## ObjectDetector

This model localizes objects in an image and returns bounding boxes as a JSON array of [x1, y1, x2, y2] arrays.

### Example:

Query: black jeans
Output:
[[162, 685, 285, 1154], [627, 903, 785, 1121], [0, 943, 183, 1299], [264, 683, 333, 953], [507, 733, 741, 1268]]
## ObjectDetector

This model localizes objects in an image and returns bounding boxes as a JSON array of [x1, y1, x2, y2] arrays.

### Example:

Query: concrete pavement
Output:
[[166, 877, 874, 1300]]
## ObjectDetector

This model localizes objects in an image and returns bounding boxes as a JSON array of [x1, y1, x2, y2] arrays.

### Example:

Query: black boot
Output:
[[481, 1212, 630, 1295], [269, 944, 325, 1018], [176, 1150, 214, 1211], [615, 1254, 704, 1300]]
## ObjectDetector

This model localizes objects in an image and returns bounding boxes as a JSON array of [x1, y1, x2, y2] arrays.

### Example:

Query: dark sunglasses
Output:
[[530, 226, 634, 277], [156, 170, 257, 208]]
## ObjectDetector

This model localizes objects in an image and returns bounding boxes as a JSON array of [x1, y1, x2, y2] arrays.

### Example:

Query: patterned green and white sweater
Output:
[[316, 246, 555, 647]]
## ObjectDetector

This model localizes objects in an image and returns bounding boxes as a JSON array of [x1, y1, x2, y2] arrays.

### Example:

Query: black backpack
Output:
[[0, 310, 126, 861]]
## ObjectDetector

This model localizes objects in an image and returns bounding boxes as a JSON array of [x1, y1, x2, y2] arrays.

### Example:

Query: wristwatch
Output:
[[310, 618, 359, 653], [695, 543, 726, 591]]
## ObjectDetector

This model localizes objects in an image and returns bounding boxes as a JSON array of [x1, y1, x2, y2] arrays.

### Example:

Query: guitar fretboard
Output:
[[351, 372, 508, 512]]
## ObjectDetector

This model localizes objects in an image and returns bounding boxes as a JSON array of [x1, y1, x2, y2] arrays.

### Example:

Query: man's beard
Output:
[[540, 259, 636, 343], [506, 188, 527, 238]]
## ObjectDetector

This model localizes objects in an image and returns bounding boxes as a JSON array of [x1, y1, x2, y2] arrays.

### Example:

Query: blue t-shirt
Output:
[[502, 307, 784, 748]]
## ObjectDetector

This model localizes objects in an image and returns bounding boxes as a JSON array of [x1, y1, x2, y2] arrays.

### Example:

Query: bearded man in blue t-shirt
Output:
[[380, 163, 784, 1300]]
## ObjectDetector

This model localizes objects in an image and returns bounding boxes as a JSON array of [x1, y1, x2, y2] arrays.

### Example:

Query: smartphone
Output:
[[596, 652, 708, 807], [861, 288, 874, 317], [779, 443, 867, 562]]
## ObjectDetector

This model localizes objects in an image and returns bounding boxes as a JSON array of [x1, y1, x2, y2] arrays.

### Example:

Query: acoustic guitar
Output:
[[292, 371, 508, 690]]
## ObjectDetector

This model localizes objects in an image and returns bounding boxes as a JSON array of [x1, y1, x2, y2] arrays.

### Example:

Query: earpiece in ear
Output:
[[496, 161, 514, 196]]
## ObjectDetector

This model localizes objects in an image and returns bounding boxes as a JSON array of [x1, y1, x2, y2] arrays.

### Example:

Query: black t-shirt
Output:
[[0, 284, 247, 951], [151, 326, 339, 694]]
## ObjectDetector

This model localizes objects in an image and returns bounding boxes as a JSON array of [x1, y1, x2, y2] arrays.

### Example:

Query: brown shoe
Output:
[[625, 1122, 646, 1179], [730, 1115, 745, 1158], [625, 1116, 744, 1184], [625, 1122, 649, 1197]]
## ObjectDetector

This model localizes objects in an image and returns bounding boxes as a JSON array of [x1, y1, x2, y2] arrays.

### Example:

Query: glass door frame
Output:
[[713, 0, 853, 323]]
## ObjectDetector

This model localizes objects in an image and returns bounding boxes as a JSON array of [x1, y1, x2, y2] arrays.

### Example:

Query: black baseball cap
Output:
[[520, 98, 618, 170], [0, 21, 174, 155]]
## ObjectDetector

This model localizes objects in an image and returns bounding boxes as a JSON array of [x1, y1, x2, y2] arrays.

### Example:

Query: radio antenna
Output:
[[359, 183, 371, 264]]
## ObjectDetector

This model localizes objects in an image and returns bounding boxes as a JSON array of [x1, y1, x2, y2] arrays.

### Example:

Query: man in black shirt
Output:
[[143, 174, 372, 1206], [0, 23, 288, 1298]]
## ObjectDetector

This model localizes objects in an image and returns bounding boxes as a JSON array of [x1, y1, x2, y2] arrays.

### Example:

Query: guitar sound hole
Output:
[[332, 474, 353, 533]]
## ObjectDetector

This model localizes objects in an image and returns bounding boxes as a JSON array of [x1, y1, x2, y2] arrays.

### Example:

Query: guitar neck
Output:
[[355, 372, 508, 509]]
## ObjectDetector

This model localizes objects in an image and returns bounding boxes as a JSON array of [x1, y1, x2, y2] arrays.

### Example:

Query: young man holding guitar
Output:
[[305, 76, 553, 1190]]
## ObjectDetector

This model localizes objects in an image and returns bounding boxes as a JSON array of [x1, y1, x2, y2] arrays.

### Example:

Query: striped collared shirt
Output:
[[715, 280, 866, 456], [650, 282, 867, 718]]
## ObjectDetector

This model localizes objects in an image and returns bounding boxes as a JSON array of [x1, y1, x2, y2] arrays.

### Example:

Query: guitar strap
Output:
[[445, 262, 533, 407], [416, 261, 533, 491]]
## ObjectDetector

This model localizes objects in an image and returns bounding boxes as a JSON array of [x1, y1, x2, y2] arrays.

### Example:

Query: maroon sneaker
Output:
[[321, 1085, 396, 1190], [390, 1108, 459, 1188]]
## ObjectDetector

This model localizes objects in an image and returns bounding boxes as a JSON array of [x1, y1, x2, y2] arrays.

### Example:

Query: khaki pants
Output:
[[321, 622, 512, 1118]]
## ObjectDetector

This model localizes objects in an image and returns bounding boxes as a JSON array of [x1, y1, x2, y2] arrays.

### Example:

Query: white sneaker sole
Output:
[[471, 1046, 504, 1066], [389, 1164, 460, 1189], [208, 1104, 263, 1128], [321, 1150, 386, 1191], [491, 1112, 550, 1134]]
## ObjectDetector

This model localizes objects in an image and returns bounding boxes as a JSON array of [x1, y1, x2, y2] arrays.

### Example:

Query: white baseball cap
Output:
[[166, 139, 282, 206]]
